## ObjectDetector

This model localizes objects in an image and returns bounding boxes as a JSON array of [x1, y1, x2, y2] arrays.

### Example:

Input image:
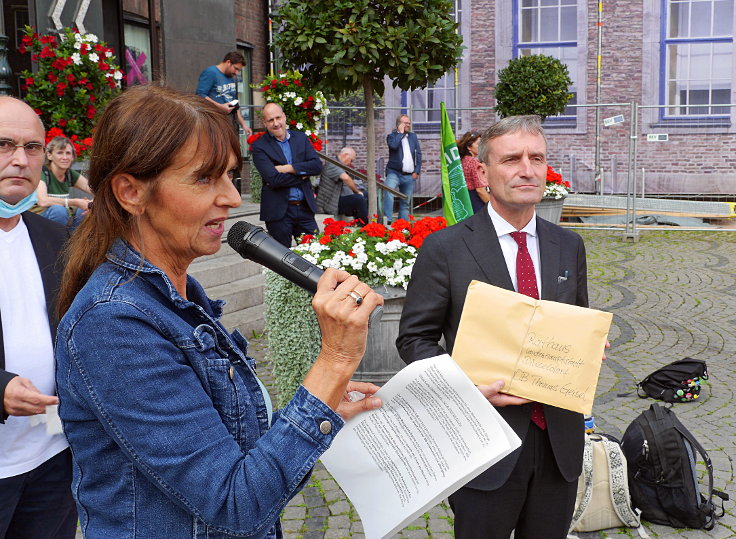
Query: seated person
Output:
[[32, 136, 92, 228], [315, 147, 369, 225]]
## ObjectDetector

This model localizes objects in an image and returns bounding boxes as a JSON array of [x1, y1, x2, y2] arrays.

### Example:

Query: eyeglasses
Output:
[[0, 139, 45, 157]]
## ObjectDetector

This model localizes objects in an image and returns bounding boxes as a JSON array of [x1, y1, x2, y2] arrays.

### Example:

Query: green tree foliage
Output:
[[273, 0, 464, 216], [494, 55, 573, 121]]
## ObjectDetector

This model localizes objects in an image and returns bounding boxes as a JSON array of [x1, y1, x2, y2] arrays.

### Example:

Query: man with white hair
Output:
[[316, 147, 369, 225], [0, 97, 76, 538]]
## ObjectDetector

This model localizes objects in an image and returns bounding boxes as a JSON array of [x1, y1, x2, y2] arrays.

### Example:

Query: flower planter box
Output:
[[352, 285, 406, 383], [536, 196, 565, 224]]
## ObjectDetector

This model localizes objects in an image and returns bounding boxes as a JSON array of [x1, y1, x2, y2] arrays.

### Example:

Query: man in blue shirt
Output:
[[195, 52, 252, 137], [251, 103, 322, 246]]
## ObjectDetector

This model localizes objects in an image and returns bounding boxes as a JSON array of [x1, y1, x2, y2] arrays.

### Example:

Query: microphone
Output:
[[227, 221, 383, 325]]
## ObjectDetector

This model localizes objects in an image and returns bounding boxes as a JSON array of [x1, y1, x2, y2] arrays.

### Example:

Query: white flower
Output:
[[71, 52, 82, 65], [305, 130, 313, 137], [301, 253, 318, 265], [85, 33, 99, 43], [73, 41, 82, 50], [89, 52, 99, 63], [74, 33, 82, 42], [294, 96, 303, 106], [105, 51, 112, 58], [105, 72, 113, 78], [113, 70, 123, 80], [296, 122, 303, 130]]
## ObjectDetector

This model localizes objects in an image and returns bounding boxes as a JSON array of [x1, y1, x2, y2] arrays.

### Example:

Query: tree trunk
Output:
[[364, 77, 377, 219]]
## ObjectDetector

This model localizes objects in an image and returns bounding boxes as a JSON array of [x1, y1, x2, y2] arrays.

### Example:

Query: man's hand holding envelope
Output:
[[452, 281, 613, 415]]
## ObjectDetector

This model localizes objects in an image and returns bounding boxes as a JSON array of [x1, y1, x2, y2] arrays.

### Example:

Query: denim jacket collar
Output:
[[105, 238, 225, 319]]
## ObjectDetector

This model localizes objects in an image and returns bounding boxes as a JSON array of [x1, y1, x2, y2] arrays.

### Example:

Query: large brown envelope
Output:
[[452, 280, 613, 415]]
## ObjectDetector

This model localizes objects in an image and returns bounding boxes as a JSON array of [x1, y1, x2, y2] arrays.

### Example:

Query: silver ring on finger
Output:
[[348, 290, 364, 305]]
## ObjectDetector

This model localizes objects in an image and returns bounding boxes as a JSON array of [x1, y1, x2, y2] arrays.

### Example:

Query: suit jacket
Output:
[[386, 130, 422, 176], [396, 209, 588, 490], [251, 130, 322, 222], [0, 212, 68, 421]]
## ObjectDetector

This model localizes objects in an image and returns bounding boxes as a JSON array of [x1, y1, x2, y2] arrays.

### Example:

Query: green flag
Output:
[[440, 102, 473, 225]]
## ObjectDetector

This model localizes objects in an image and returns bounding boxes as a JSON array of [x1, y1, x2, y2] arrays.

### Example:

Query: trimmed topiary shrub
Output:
[[494, 55, 573, 121]]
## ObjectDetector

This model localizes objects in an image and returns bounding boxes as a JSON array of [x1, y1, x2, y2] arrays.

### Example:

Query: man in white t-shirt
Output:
[[0, 97, 76, 538]]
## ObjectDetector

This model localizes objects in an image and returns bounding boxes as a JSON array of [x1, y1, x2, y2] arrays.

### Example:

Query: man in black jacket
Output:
[[397, 116, 589, 539], [0, 97, 76, 538]]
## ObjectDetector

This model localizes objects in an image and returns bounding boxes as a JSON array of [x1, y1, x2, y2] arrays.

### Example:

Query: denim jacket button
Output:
[[229, 366, 234, 380], [319, 420, 332, 435]]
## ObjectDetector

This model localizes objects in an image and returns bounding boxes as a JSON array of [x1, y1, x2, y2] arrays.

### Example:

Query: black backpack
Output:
[[621, 403, 728, 529], [637, 358, 708, 403]]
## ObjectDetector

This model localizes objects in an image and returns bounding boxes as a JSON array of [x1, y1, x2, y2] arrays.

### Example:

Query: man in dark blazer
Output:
[[383, 114, 421, 223], [397, 115, 589, 539], [252, 102, 322, 247], [0, 97, 76, 537]]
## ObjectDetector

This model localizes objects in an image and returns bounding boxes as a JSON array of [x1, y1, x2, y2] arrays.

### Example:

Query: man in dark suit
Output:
[[251, 102, 322, 247], [383, 114, 421, 224], [0, 97, 76, 538], [397, 115, 588, 539]]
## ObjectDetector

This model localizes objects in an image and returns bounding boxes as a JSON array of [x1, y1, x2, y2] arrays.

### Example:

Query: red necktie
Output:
[[510, 231, 547, 430]]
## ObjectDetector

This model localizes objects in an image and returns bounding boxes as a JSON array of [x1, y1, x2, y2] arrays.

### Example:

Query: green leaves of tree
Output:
[[273, 0, 463, 99]]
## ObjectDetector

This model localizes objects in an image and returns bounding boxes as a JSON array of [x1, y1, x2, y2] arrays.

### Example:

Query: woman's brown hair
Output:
[[57, 84, 242, 317], [457, 131, 482, 158]]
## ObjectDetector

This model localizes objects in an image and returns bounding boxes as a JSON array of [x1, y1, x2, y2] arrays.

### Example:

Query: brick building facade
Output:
[[379, 0, 736, 197]]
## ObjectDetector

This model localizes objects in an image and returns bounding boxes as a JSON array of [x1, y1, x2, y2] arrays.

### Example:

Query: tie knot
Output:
[[510, 231, 527, 247]]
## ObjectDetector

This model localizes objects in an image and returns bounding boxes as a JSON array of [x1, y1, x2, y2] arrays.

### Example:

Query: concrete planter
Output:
[[352, 284, 407, 383], [536, 197, 565, 224]]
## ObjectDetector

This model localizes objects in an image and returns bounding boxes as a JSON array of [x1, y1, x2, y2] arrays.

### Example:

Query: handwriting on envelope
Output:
[[452, 281, 613, 415]]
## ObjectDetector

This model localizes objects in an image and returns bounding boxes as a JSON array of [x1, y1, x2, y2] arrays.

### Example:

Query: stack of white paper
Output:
[[320, 354, 521, 538]]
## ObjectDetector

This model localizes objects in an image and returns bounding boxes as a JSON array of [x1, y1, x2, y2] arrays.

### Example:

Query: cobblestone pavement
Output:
[[249, 228, 736, 538]]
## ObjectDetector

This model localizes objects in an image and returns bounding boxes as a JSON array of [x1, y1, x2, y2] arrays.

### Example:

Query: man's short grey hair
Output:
[[477, 115, 547, 164], [339, 147, 355, 157], [396, 114, 409, 129]]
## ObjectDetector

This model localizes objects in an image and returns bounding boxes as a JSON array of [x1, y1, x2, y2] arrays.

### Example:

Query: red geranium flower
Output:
[[361, 222, 387, 238], [323, 218, 349, 236], [58, 119, 67, 127]]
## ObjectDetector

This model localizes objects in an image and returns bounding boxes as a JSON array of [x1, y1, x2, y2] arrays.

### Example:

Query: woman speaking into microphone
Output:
[[54, 85, 383, 538]]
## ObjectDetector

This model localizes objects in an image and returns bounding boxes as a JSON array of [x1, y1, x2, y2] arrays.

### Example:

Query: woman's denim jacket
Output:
[[55, 240, 344, 538]]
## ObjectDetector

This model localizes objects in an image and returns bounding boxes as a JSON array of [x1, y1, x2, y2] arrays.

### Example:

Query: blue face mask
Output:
[[0, 191, 38, 219]]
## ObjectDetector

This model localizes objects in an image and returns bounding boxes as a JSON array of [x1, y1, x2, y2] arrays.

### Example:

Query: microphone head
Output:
[[227, 220, 257, 252]]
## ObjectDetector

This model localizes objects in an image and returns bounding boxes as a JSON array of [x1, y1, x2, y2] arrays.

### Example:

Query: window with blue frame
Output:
[[662, 0, 733, 117], [514, 0, 578, 118]]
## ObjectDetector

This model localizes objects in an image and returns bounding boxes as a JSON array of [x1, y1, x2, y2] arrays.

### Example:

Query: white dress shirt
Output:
[[487, 203, 542, 295], [401, 134, 414, 173]]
